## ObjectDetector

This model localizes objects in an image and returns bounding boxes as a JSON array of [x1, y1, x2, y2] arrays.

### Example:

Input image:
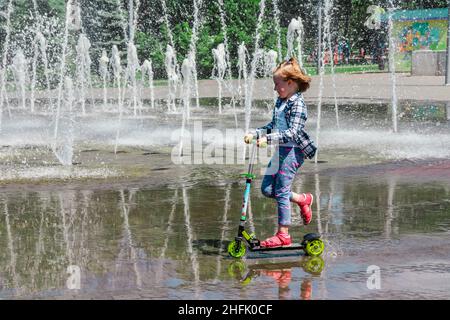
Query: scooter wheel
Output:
[[227, 260, 246, 278], [303, 256, 325, 275], [304, 239, 325, 257], [227, 240, 246, 258]]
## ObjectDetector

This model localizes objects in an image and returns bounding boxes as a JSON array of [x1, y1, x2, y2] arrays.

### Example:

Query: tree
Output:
[[80, 0, 128, 68]]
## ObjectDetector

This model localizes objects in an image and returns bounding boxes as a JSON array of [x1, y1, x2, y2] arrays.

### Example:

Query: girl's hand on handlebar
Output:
[[257, 137, 268, 148]]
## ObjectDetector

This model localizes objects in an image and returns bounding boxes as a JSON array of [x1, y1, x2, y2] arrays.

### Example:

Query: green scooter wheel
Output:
[[303, 256, 325, 275], [304, 239, 325, 257], [227, 260, 246, 278], [227, 240, 247, 258]]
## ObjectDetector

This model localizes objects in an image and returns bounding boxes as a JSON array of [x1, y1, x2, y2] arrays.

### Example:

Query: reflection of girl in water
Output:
[[260, 269, 312, 300], [228, 257, 323, 300]]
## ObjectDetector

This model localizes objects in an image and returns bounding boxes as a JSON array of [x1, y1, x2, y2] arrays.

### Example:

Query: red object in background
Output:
[[334, 46, 339, 65]]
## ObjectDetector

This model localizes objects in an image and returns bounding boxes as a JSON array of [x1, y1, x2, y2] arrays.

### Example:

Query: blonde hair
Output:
[[273, 57, 311, 93]]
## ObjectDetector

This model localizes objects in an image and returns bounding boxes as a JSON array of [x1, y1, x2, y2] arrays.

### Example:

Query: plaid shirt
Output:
[[257, 92, 317, 159]]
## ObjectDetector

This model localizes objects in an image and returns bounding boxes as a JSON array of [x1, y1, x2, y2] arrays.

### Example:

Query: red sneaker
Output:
[[293, 193, 313, 225], [260, 232, 292, 248], [262, 270, 292, 287]]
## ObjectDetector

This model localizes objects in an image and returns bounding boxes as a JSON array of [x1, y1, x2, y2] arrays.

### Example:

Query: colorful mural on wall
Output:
[[397, 21, 447, 52], [383, 8, 448, 71]]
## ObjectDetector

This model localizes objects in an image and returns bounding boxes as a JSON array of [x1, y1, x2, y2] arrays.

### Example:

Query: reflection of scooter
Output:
[[228, 256, 325, 283], [227, 131, 325, 258], [227, 257, 325, 300]]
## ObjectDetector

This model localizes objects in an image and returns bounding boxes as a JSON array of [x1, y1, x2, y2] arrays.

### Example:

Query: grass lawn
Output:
[[304, 64, 383, 76], [87, 64, 384, 89]]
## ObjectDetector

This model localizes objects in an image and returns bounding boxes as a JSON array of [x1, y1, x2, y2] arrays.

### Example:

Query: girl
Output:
[[244, 57, 317, 248]]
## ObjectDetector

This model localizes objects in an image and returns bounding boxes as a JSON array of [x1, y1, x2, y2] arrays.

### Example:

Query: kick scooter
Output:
[[227, 132, 325, 259]]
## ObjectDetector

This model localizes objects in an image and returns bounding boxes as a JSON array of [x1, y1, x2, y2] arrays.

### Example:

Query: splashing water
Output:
[[165, 45, 179, 113], [126, 42, 140, 116], [141, 59, 155, 109], [181, 58, 193, 122], [99, 50, 110, 110], [272, 0, 282, 63], [0, 0, 14, 131], [31, 32, 51, 113], [160, 0, 180, 111], [315, 0, 333, 163], [75, 34, 92, 115], [388, 1, 399, 133], [111, 45, 123, 110], [128, 0, 140, 43], [212, 43, 227, 114], [11, 50, 28, 111], [244, 0, 267, 136], [54, 0, 82, 165], [188, 0, 203, 110], [217, 0, 238, 128], [262, 50, 278, 78], [286, 17, 304, 67], [53, 77, 75, 166], [237, 42, 248, 102], [112, 45, 123, 154], [324, 0, 340, 129]]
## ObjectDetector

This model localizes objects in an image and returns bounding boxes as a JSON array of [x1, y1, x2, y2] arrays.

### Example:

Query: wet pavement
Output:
[[0, 156, 450, 300]]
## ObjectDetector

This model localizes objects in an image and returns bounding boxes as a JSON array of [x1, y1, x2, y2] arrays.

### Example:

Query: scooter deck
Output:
[[246, 244, 305, 259], [250, 243, 304, 252]]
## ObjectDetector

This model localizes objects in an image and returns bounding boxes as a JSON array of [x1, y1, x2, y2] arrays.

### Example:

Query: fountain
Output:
[[181, 58, 193, 122], [111, 45, 123, 110], [178, 57, 194, 159], [99, 50, 110, 110], [31, 21, 44, 115], [126, 42, 140, 116], [54, 76, 75, 166], [32, 32, 51, 113], [188, 0, 203, 110], [272, 0, 283, 62], [262, 49, 278, 107], [141, 59, 155, 109], [262, 49, 278, 78], [53, 0, 82, 166], [244, 0, 267, 136], [160, 0, 180, 113], [286, 17, 304, 67], [75, 34, 92, 115], [325, 2, 340, 129], [116, 0, 129, 44], [217, 0, 239, 128], [11, 50, 28, 111], [0, 0, 13, 131], [165, 44, 179, 113], [237, 42, 248, 102], [0, 0, 446, 180], [387, 1, 399, 133], [212, 43, 227, 114], [128, 0, 140, 43], [314, 0, 333, 163], [112, 45, 124, 154]]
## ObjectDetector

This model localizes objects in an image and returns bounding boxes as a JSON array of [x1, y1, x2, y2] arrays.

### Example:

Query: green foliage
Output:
[[197, 25, 223, 78], [173, 22, 193, 60], [135, 30, 165, 78], [46, 0, 66, 17], [0, 0, 448, 80]]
